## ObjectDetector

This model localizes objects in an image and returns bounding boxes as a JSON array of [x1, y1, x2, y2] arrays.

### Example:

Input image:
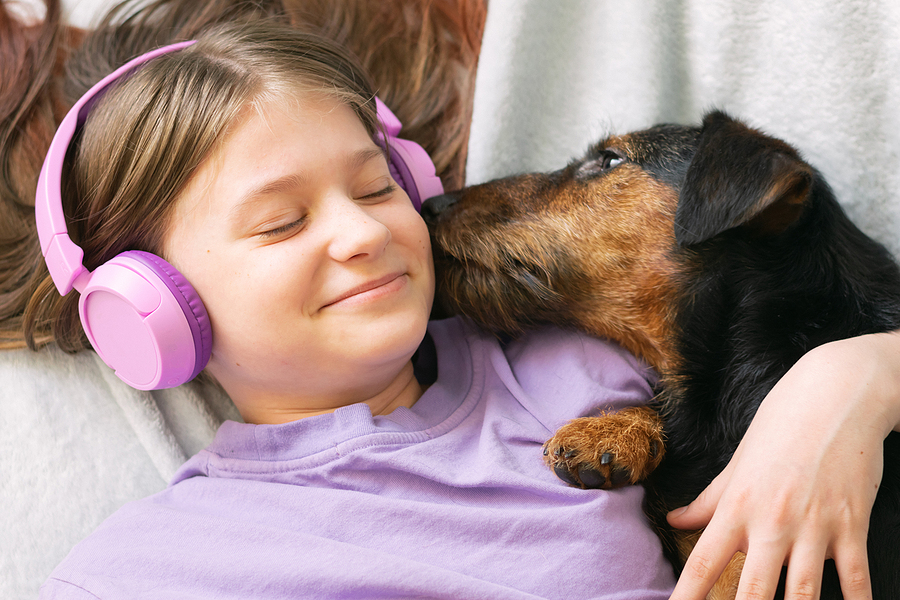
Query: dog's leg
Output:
[[542, 405, 665, 489]]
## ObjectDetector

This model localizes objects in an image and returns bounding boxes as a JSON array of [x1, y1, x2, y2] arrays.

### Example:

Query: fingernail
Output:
[[669, 506, 687, 517]]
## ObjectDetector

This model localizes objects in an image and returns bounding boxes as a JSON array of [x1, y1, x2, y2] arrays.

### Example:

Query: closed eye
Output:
[[359, 183, 397, 201], [259, 216, 307, 239], [257, 184, 396, 239]]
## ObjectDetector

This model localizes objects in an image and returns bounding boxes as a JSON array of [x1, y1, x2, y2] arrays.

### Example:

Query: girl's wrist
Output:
[[835, 330, 900, 435], [796, 331, 900, 436]]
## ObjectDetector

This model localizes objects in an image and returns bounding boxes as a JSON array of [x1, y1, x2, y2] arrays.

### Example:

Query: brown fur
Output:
[[430, 145, 686, 373], [543, 406, 665, 488], [425, 126, 749, 596], [426, 149, 720, 585], [427, 141, 687, 487], [425, 115, 900, 598]]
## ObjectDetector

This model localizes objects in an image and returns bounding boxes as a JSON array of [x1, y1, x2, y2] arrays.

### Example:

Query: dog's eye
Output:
[[577, 150, 625, 178], [600, 150, 624, 170]]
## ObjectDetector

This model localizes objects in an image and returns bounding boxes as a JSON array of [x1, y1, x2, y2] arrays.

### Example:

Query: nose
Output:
[[327, 199, 392, 262], [420, 192, 459, 225]]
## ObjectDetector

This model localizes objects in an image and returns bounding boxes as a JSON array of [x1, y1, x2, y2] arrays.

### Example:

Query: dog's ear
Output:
[[675, 111, 814, 246]]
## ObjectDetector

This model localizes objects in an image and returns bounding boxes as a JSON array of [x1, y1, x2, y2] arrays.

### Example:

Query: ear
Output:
[[674, 111, 814, 246]]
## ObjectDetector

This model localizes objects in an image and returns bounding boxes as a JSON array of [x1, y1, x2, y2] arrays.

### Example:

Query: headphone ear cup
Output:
[[383, 136, 445, 211], [78, 251, 211, 390], [374, 98, 444, 210]]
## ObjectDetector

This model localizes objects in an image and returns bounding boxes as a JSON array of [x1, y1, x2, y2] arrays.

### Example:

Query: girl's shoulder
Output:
[[430, 317, 658, 430], [434, 316, 656, 387]]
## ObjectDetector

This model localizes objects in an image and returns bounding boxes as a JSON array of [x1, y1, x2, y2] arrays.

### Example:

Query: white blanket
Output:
[[468, 0, 900, 257], [4, 0, 900, 597], [1, 346, 239, 597]]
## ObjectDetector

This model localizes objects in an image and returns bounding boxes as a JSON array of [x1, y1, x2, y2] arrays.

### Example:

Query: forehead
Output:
[[188, 96, 368, 189], [164, 96, 374, 237]]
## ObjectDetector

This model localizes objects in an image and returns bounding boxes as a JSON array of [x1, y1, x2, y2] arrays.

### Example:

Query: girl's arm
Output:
[[667, 330, 900, 600]]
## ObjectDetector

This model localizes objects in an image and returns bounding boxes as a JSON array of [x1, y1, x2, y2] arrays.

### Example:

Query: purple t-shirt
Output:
[[41, 317, 676, 599]]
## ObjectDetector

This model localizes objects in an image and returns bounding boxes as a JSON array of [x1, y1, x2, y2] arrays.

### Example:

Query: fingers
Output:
[[667, 499, 712, 531], [737, 538, 871, 600], [673, 537, 813, 600], [781, 543, 825, 600], [671, 529, 873, 600], [667, 470, 729, 530], [668, 524, 741, 600], [733, 546, 785, 600], [833, 536, 873, 600]]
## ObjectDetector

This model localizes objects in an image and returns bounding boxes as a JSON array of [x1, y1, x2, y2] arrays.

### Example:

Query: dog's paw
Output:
[[542, 406, 665, 489]]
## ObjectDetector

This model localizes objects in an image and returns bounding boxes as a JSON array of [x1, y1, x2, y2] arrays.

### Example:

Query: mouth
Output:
[[322, 272, 407, 309]]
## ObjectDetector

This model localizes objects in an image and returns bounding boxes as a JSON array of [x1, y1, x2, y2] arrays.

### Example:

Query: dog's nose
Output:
[[420, 192, 459, 224]]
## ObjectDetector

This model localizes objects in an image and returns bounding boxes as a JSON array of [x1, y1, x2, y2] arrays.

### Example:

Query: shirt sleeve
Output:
[[501, 327, 658, 433]]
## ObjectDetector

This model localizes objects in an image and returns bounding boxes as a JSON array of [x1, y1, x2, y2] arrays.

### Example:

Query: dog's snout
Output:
[[420, 192, 460, 224]]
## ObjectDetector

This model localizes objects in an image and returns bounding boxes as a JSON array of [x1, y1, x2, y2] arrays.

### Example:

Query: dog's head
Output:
[[424, 111, 816, 371]]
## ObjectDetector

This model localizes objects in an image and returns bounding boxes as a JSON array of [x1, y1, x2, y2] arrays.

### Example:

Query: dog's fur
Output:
[[423, 111, 900, 599]]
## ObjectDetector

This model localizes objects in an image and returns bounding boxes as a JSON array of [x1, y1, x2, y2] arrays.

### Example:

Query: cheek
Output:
[[402, 212, 435, 275], [177, 246, 285, 349], [204, 251, 311, 319], [396, 203, 431, 248], [199, 270, 300, 375]]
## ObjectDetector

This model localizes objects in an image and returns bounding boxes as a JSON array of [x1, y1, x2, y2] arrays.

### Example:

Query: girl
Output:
[[33, 20, 677, 599], [5, 2, 899, 599]]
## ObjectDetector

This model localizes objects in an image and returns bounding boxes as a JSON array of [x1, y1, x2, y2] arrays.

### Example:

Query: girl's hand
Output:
[[666, 331, 900, 600]]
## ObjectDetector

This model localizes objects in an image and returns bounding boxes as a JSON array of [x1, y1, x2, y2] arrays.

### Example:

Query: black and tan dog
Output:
[[422, 111, 900, 599]]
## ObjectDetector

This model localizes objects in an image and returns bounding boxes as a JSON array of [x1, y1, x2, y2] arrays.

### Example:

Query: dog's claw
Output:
[[542, 408, 665, 490]]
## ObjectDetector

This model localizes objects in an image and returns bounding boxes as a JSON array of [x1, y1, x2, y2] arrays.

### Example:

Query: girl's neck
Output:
[[233, 360, 425, 425]]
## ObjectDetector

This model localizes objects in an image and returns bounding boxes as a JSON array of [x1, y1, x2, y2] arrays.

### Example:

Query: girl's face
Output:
[[164, 95, 435, 422]]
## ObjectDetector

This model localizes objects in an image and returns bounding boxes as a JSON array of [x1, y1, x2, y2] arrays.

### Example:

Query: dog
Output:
[[422, 110, 900, 599]]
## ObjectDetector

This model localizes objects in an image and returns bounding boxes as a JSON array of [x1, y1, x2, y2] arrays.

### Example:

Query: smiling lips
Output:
[[324, 273, 407, 308]]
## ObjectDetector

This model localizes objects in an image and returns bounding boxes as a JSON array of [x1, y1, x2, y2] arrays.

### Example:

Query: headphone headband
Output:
[[34, 39, 442, 390], [35, 41, 198, 296]]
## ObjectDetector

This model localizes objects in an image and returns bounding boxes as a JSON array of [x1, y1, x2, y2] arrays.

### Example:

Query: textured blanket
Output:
[[468, 0, 900, 257], [4, 0, 900, 597]]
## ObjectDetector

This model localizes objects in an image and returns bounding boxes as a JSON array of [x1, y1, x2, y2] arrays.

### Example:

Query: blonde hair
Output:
[[25, 21, 378, 352]]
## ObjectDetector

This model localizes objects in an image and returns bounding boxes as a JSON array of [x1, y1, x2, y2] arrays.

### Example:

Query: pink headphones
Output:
[[35, 40, 443, 391]]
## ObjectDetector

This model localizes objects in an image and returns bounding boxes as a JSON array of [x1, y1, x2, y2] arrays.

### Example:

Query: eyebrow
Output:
[[228, 146, 387, 223]]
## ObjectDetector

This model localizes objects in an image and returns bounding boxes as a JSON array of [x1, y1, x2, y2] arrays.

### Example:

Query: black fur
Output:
[[426, 110, 900, 599], [649, 112, 900, 599]]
